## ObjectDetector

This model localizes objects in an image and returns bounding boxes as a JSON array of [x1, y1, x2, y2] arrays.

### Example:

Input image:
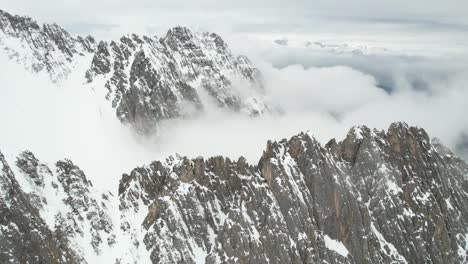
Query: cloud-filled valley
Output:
[[1, 31, 467, 191]]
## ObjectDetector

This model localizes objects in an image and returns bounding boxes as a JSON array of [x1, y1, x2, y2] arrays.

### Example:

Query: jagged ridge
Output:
[[1, 122, 467, 263], [0, 9, 268, 133]]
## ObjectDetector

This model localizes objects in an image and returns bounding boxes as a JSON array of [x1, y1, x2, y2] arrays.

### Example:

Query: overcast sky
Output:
[[3, 0, 468, 38]]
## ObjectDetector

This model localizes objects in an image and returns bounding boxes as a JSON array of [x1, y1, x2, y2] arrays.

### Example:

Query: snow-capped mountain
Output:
[[1, 122, 468, 263], [0, 9, 95, 81], [0, 151, 114, 263], [1, 8, 468, 264], [85, 27, 267, 132], [0, 9, 267, 133]]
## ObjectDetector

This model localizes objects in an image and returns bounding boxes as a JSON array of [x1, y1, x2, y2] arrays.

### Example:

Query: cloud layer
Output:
[[2, 0, 468, 40], [1, 45, 467, 191], [153, 59, 468, 163], [1, 5, 467, 190]]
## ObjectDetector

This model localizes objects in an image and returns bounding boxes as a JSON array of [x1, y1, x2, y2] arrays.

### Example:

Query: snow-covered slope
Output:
[[85, 28, 266, 132], [2, 123, 468, 263], [0, 9, 95, 81], [0, 9, 267, 133], [1, 8, 468, 264]]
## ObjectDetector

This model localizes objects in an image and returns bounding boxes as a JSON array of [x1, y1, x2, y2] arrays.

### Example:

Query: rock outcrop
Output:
[[83, 28, 266, 132], [0, 151, 114, 263], [2, 122, 467, 263], [0, 9, 95, 81], [116, 123, 468, 263], [0, 9, 268, 133], [1, 9, 467, 264]]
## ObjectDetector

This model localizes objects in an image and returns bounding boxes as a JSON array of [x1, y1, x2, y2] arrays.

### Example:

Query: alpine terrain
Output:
[[0, 9, 467, 264], [0, 9, 267, 133]]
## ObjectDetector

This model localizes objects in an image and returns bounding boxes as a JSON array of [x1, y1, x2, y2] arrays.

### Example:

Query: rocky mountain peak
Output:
[[0, 9, 41, 34], [0, 9, 93, 80], [1, 8, 467, 264], [1, 122, 468, 263], [82, 26, 266, 132], [385, 121, 431, 155], [15, 150, 46, 187], [165, 26, 195, 47], [0, 9, 268, 133], [112, 122, 468, 263]]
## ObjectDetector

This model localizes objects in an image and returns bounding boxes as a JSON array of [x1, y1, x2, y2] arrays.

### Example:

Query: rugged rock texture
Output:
[[0, 151, 114, 263], [3, 122, 466, 263], [84, 27, 266, 132], [0, 9, 267, 133], [116, 123, 468, 263], [1, 9, 468, 264], [0, 9, 95, 81], [0, 152, 81, 263]]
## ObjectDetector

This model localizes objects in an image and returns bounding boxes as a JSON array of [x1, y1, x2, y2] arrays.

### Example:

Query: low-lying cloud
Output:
[[0, 53, 158, 190], [1, 37, 467, 191], [230, 36, 468, 159], [152, 59, 468, 164]]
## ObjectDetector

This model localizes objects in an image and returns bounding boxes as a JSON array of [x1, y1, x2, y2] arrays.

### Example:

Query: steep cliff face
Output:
[[116, 122, 468, 263], [3, 122, 464, 263], [1, 9, 468, 264], [84, 27, 266, 132], [0, 151, 114, 263], [0, 9, 267, 133]]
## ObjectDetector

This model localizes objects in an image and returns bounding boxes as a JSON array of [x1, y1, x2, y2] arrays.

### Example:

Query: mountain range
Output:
[[0, 9, 267, 133], [0, 9, 467, 264]]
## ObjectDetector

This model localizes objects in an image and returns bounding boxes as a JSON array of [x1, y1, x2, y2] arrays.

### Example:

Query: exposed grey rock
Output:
[[0, 9, 94, 81], [0, 9, 268, 133], [15, 151, 46, 187], [1, 9, 467, 264], [0, 151, 83, 264], [116, 122, 468, 263], [1, 123, 468, 263], [0, 150, 115, 263], [55, 159, 115, 253], [84, 27, 266, 133]]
